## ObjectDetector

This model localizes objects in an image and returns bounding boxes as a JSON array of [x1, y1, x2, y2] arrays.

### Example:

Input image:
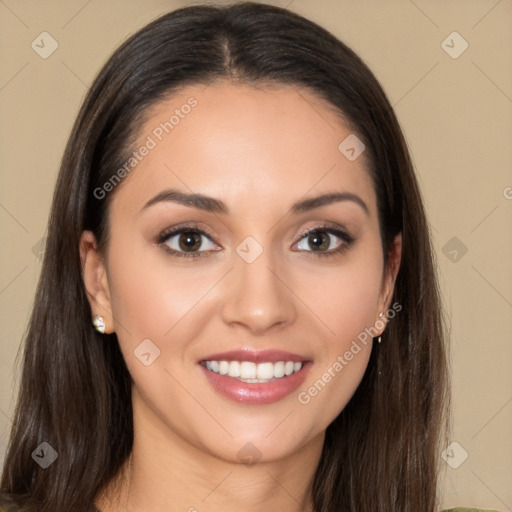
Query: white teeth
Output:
[[257, 362, 274, 379], [218, 360, 229, 375], [240, 361, 257, 379], [273, 361, 285, 378], [227, 361, 241, 377], [204, 359, 304, 381]]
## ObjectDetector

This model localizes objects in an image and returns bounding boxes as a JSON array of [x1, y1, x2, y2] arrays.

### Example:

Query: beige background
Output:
[[1, 0, 511, 509]]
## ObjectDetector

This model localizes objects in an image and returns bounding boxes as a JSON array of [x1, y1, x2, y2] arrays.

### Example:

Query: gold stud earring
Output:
[[92, 315, 105, 334]]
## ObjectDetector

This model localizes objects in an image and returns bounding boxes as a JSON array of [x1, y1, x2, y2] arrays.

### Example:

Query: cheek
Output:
[[106, 240, 220, 344], [298, 251, 384, 348], [292, 250, 383, 421], [104, 245, 219, 419]]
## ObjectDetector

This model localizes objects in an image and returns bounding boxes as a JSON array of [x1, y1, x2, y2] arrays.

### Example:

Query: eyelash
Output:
[[157, 222, 356, 259], [295, 224, 355, 257], [157, 223, 219, 259]]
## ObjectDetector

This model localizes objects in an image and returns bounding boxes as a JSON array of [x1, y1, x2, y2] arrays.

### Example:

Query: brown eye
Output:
[[307, 232, 331, 251], [296, 229, 343, 252], [159, 227, 220, 256], [178, 232, 203, 252], [292, 225, 356, 256]]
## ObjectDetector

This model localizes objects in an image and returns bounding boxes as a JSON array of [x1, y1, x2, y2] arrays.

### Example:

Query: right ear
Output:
[[79, 230, 114, 333]]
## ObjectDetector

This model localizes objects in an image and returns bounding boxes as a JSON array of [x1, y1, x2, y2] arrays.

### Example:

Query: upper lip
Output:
[[199, 348, 309, 364]]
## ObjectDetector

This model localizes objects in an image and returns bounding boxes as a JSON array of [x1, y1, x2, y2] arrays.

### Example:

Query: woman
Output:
[[0, 3, 499, 512]]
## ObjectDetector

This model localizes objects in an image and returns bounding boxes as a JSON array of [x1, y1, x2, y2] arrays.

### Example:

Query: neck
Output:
[[95, 413, 323, 512]]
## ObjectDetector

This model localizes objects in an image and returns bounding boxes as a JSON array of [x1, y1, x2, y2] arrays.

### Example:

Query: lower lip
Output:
[[200, 363, 311, 405]]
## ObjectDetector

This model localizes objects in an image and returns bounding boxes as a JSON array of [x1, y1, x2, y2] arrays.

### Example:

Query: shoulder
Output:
[[0, 495, 34, 512], [443, 508, 504, 512]]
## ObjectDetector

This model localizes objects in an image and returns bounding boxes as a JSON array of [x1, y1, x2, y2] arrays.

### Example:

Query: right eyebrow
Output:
[[141, 189, 229, 214]]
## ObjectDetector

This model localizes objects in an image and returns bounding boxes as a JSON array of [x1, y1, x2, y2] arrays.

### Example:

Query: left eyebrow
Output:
[[291, 192, 369, 216], [140, 189, 369, 216]]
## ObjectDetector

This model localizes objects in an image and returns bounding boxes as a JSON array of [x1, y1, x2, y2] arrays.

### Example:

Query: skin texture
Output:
[[80, 82, 402, 512]]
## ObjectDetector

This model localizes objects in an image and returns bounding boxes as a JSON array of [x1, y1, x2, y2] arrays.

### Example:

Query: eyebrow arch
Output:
[[141, 189, 369, 216], [141, 189, 228, 214], [292, 192, 369, 216]]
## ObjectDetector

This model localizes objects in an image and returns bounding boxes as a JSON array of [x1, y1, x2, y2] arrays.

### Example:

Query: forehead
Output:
[[109, 81, 376, 218]]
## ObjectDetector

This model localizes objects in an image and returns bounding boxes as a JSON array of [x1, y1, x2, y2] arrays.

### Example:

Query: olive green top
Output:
[[444, 509, 503, 512]]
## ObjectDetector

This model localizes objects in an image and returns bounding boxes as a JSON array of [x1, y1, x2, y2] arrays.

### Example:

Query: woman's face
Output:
[[82, 82, 400, 464]]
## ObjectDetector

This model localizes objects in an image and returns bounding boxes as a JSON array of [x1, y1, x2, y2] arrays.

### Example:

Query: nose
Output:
[[220, 250, 297, 335]]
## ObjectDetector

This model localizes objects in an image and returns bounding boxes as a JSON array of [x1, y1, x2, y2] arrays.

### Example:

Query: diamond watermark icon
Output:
[[442, 237, 468, 263], [441, 32, 468, 59], [237, 442, 262, 467], [236, 236, 263, 264], [338, 134, 365, 161], [442, 441, 469, 469], [31, 32, 59, 59], [134, 338, 161, 366], [31, 442, 58, 469]]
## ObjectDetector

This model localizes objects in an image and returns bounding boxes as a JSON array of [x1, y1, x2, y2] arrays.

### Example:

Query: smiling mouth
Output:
[[200, 360, 303, 383], [199, 351, 312, 404]]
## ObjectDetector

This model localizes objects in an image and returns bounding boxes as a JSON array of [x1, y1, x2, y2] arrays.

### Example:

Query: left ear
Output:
[[376, 232, 402, 325]]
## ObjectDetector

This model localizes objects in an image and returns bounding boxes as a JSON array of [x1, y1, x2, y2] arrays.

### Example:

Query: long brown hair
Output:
[[1, 3, 449, 511]]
